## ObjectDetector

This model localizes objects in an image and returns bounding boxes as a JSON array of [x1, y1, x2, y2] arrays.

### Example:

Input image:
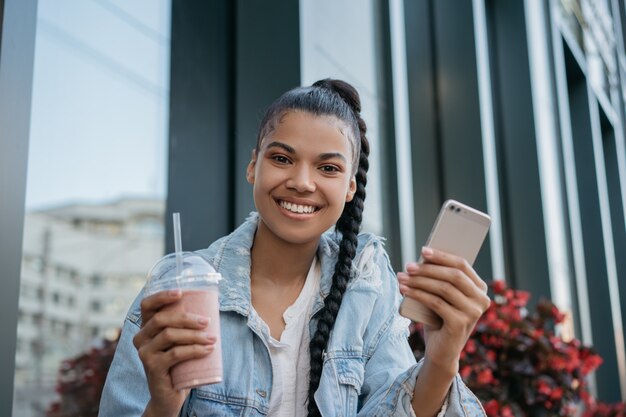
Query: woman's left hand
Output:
[[397, 246, 491, 374]]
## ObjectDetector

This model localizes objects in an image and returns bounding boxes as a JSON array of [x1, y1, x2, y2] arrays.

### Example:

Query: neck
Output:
[[250, 220, 319, 285]]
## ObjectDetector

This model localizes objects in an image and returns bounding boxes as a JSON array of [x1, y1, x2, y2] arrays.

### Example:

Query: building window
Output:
[[13, 2, 171, 414], [90, 300, 102, 312], [91, 274, 102, 287]]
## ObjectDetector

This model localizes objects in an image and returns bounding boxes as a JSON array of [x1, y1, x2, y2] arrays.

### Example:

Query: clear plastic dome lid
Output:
[[145, 251, 221, 297]]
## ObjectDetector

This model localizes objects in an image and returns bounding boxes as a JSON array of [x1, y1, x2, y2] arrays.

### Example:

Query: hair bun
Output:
[[312, 78, 361, 114]]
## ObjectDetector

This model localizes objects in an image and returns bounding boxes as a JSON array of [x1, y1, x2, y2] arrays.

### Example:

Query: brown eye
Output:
[[271, 155, 291, 164], [320, 165, 340, 173]]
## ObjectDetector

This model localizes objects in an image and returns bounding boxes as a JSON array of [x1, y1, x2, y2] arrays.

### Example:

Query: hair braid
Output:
[[307, 80, 370, 417]]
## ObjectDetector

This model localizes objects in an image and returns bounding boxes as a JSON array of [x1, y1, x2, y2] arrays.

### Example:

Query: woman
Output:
[[99, 79, 489, 416]]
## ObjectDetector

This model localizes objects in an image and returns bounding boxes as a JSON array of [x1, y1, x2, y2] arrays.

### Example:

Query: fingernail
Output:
[[399, 284, 408, 293], [406, 262, 420, 272], [196, 316, 209, 325], [204, 345, 215, 352], [422, 247, 434, 257], [201, 333, 216, 342], [168, 289, 181, 296]]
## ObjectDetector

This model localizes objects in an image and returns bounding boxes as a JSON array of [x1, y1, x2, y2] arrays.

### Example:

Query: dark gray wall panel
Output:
[[234, 0, 301, 225], [598, 112, 626, 402], [432, 0, 492, 279], [569, 75, 621, 402], [0, 1, 38, 414], [166, 0, 235, 253], [602, 121, 626, 389], [404, 0, 493, 277], [404, 0, 443, 249], [486, 0, 552, 299]]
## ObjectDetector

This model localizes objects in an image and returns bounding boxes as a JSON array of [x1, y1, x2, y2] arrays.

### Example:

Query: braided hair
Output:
[[306, 80, 369, 417], [254, 78, 370, 416]]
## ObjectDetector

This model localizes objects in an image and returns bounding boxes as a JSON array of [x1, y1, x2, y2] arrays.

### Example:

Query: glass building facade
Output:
[[1, 0, 626, 414]]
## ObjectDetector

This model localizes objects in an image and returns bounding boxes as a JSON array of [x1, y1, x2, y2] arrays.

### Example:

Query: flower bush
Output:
[[410, 281, 625, 416], [46, 332, 119, 417]]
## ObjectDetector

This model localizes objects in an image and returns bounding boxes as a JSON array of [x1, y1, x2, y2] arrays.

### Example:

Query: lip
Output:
[[273, 197, 323, 219], [274, 196, 322, 208]]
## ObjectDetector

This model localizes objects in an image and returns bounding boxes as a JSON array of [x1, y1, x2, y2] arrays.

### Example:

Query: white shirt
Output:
[[264, 257, 321, 417]]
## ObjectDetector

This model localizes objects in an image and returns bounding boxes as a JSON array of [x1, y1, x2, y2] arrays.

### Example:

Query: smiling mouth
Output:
[[277, 199, 320, 214]]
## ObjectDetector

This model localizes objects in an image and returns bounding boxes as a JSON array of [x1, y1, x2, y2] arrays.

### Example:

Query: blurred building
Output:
[[14, 198, 163, 415]]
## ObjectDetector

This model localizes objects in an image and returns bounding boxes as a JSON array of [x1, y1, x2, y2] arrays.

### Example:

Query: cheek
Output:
[[327, 178, 352, 204], [252, 164, 286, 197]]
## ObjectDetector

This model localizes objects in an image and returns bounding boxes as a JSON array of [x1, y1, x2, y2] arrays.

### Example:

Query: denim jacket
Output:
[[99, 213, 486, 417]]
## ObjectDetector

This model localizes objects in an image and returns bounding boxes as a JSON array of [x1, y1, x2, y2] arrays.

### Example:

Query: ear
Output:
[[345, 177, 357, 202], [246, 149, 257, 185]]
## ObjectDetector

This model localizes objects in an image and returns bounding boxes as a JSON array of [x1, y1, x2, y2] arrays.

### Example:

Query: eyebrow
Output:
[[265, 141, 348, 163], [319, 152, 347, 163], [265, 141, 295, 154]]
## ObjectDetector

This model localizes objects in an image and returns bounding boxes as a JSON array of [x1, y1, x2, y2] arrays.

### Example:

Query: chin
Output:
[[274, 227, 325, 246], [258, 216, 326, 246]]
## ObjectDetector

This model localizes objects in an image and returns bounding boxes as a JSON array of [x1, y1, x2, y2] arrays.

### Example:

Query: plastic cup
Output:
[[145, 252, 222, 389]]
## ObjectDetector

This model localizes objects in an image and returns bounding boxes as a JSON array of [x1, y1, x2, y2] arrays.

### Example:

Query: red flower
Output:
[[537, 379, 552, 396], [551, 305, 566, 323], [513, 290, 530, 307], [477, 368, 494, 385], [485, 309, 498, 322], [550, 387, 563, 400], [581, 353, 603, 376], [500, 405, 514, 417], [465, 339, 477, 354], [492, 280, 506, 295], [483, 399, 499, 416], [548, 355, 568, 371], [532, 328, 544, 339], [487, 318, 509, 332]]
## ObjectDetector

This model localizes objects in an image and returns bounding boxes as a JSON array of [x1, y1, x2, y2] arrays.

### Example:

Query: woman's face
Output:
[[247, 111, 357, 246]]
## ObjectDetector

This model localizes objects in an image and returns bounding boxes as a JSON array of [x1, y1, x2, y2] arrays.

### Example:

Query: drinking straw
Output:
[[173, 212, 182, 278]]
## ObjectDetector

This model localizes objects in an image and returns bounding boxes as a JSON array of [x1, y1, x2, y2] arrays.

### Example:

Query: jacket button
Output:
[[256, 389, 267, 398]]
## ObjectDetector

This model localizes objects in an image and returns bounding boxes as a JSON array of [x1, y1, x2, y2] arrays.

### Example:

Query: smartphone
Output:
[[398, 199, 491, 328]]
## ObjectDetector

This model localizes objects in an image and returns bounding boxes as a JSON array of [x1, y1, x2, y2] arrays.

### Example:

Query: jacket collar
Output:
[[213, 212, 339, 317]]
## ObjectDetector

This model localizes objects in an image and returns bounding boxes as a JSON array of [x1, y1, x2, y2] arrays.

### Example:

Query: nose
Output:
[[286, 166, 316, 193]]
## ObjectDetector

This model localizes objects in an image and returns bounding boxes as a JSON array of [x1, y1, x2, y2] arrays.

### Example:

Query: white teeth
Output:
[[280, 200, 316, 214]]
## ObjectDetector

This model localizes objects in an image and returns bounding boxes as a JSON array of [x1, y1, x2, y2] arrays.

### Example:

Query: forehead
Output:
[[260, 111, 354, 155]]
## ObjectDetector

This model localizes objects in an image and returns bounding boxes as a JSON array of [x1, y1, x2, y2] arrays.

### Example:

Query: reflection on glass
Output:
[[558, 0, 585, 49], [13, 1, 171, 416], [557, 0, 618, 108], [300, 0, 386, 235]]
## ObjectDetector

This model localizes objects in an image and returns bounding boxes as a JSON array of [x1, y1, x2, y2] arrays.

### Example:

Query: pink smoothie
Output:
[[166, 288, 222, 390]]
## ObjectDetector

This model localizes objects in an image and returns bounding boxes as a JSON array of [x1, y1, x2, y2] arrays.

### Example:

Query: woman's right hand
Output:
[[133, 289, 216, 417]]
